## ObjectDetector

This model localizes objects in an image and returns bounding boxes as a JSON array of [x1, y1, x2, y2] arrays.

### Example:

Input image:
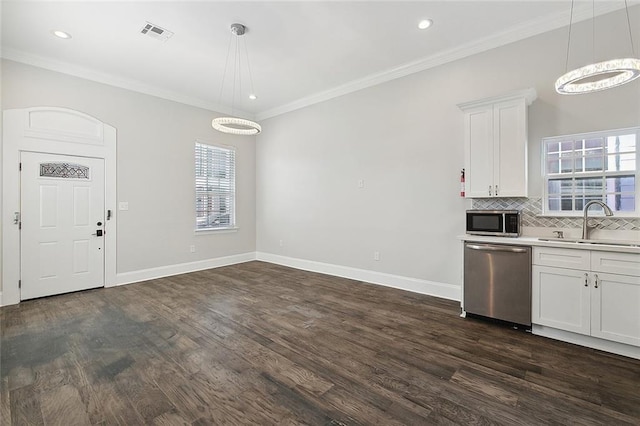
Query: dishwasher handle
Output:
[[465, 244, 528, 253]]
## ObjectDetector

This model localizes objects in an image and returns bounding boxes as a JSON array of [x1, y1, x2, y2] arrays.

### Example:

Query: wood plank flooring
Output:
[[2, 260, 640, 425]]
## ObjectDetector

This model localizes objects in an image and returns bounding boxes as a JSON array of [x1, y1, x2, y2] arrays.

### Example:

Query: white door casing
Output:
[[2, 107, 117, 306], [20, 153, 105, 300]]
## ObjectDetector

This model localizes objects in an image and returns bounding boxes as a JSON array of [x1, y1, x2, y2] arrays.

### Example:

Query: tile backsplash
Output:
[[471, 197, 640, 231]]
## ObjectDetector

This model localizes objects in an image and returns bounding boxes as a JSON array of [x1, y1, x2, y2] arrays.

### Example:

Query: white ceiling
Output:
[[2, 1, 637, 120]]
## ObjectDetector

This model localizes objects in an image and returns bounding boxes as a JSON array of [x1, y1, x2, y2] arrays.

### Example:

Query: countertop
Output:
[[458, 234, 640, 254]]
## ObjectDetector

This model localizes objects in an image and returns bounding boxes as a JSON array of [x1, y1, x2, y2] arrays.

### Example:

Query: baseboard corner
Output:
[[255, 251, 460, 302]]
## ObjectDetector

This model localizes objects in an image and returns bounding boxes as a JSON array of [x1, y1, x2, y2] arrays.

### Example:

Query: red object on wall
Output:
[[460, 169, 465, 197]]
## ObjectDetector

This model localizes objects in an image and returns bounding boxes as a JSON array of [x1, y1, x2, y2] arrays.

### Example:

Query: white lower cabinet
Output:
[[532, 265, 590, 335], [590, 272, 640, 346], [532, 247, 640, 347]]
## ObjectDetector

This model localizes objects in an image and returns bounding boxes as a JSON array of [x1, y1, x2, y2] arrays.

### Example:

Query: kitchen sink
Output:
[[538, 238, 640, 247]]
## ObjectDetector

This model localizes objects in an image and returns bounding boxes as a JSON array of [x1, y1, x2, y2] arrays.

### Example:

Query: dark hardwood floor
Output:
[[2, 261, 640, 425]]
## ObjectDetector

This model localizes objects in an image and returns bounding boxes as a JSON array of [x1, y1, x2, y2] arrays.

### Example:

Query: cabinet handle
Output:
[[594, 274, 599, 289], [584, 272, 589, 287], [488, 185, 492, 196]]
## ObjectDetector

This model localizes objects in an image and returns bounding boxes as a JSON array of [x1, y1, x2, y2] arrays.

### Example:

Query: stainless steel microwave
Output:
[[466, 210, 521, 237]]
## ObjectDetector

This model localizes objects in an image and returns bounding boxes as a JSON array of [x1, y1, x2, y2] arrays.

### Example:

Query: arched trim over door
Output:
[[2, 107, 117, 306]]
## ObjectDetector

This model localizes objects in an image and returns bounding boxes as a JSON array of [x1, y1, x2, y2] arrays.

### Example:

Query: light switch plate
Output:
[[118, 202, 129, 211]]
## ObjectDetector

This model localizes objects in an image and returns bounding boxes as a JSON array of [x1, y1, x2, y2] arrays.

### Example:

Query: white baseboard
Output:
[[532, 324, 640, 360], [2, 251, 459, 306], [112, 252, 256, 287], [256, 252, 461, 301]]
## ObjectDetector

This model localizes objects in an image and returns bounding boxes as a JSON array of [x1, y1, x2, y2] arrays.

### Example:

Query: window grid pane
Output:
[[543, 129, 638, 214], [195, 142, 235, 229]]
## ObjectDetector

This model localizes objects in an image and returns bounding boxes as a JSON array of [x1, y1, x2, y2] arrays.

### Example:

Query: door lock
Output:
[[92, 229, 103, 237]]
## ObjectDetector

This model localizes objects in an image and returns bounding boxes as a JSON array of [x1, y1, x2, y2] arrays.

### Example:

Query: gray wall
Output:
[[1, 6, 638, 297], [255, 7, 640, 288], [2, 59, 257, 277]]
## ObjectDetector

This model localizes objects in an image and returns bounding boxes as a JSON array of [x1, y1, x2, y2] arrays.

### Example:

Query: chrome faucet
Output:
[[582, 200, 613, 240]]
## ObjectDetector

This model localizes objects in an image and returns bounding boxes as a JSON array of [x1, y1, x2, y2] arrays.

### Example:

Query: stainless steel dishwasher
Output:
[[464, 243, 532, 326]]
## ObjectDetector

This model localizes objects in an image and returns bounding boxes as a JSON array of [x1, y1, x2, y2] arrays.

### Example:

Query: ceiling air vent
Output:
[[140, 22, 173, 42]]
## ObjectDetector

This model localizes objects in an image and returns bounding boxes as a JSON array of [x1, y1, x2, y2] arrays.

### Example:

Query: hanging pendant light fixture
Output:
[[212, 23, 261, 135], [555, 0, 640, 95]]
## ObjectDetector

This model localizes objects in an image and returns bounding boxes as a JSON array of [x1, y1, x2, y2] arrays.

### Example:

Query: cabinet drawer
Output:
[[533, 247, 590, 270], [591, 251, 640, 277]]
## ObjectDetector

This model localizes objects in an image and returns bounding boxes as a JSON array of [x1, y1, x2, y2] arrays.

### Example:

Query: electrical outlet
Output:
[[358, 179, 365, 188], [279, 239, 283, 247], [373, 251, 380, 261], [189, 245, 196, 253]]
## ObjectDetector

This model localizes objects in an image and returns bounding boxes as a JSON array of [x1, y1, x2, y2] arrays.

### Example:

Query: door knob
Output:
[[92, 230, 103, 237]]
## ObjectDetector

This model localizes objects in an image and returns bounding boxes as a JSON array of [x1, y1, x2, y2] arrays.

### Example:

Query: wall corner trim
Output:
[[256, 252, 461, 302]]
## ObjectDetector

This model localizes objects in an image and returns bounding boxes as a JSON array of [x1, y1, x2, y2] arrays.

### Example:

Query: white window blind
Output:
[[542, 128, 638, 216], [195, 142, 236, 230]]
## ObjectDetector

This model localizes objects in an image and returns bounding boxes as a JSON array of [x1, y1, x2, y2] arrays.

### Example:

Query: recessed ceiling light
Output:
[[52, 30, 72, 39], [418, 19, 433, 30], [249, 94, 257, 100]]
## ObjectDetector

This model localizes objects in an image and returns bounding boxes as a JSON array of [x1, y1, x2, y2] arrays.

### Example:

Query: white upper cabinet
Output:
[[459, 89, 536, 198]]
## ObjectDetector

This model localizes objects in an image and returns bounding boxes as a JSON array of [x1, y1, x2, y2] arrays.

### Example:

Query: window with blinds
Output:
[[542, 128, 638, 216], [195, 142, 236, 230]]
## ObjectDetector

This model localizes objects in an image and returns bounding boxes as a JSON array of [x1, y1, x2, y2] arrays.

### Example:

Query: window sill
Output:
[[194, 227, 239, 235]]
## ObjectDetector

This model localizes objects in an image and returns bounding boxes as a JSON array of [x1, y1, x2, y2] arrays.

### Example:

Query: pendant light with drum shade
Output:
[[555, 0, 640, 95], [212, 23, 261, 135]]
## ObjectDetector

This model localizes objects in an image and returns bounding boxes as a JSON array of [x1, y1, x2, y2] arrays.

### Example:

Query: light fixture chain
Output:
[[231, 31, 239, 116], [218, 31, 234, 110], [624, 0, 637, 56], [243, 35, 256, 97], [237, 34, 242, 111], [592, 0, 595, 64], [231, 34, 239, 115], [564, 0, 576, 73]]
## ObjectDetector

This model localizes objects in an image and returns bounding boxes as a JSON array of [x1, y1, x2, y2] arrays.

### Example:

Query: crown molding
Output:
[[2, 2, 634, 123], [256, 2, 631, 121], [1, 48, 255, 120]]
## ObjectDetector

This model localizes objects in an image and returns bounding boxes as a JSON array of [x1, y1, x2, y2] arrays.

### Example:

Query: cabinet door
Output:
[[532, 265, 591, 335], [493, 99, 527, 197], [464, 107, 493, 197], [591, 272, 640, 347]]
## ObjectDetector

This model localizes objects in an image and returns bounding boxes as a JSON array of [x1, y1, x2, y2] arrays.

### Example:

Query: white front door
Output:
[[20, 152, 105, 300]]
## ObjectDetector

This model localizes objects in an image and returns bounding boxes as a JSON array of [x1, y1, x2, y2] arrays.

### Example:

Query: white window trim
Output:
[[194, 227, 239, 235], [194, 140, 237, 231], [541, 126, 640, 218]]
